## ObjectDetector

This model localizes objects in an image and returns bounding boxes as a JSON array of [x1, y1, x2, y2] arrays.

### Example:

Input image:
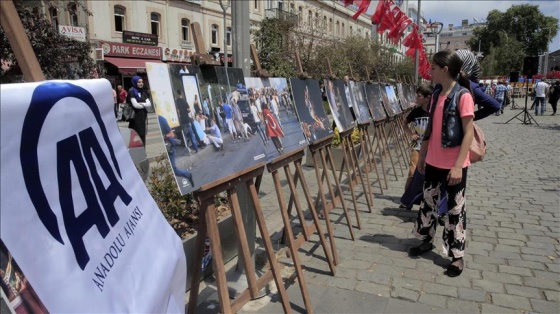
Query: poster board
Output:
[[404, 84, 417, 109], [364, 83, 387, 122], [147, 63, 266, 195], [0, 79, 186, 312], [380, 84, 402, 117], [350, 81, 372, 124], [289, 78, 333, 144], [244, 77, 307, 162], [324, 79, 355, 131]]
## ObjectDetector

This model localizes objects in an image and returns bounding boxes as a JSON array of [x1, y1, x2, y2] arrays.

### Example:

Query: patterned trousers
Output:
[[413, 163, 468, 258]]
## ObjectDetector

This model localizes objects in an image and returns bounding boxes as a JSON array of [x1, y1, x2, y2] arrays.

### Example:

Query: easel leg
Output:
[[341, 138, 362, 230], [355, 132, 373, 212], [380, 123, 399, 181], [373, 126, 389, 189], [247, 180, 292, 314], [366, 128, 384, 194], [187, 202, 209, 314]]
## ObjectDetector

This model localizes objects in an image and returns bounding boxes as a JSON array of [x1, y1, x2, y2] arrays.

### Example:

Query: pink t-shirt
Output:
[[426, 92, 474, 169]]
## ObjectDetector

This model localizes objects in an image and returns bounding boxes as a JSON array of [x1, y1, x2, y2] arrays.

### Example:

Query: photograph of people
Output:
[[350, 81, 372, 124], [148, 64, 266, 195], [289, 78, 333, 143], [364, 83, 388, 122], [243, 77, 307, 161], [324, 79, 355, 131], [384, 84, 403, 116]]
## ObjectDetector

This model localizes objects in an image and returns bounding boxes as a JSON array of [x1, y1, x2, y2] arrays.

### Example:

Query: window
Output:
[[277, 1, 283, 11], [349, 25, 353, 34], [114, 6, 125, 32], [298, 6, 303, 23], [254, 0, 258, 10], [336, 21, 340, 36], [150, 12, 160, 37], [323, 16, 326, 28], [211, 24, 218, 45], [181, 18, 190, 41], [307, 10, 312, 25], [290, 3, 294, 12], [329, 18, 333, 33], [49, 7, 58, 31], [342, 22, 345, 36], [68, 3, 78, 26], [226, 27, 232, 46]]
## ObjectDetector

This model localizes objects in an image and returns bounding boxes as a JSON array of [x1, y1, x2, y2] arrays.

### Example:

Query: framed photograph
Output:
[[364, 83, 387, 122], [350, 81, 372, 124], [324, 79, 355, 131], [289, 78, 333, 144], [244, 77, 307, 162], [381, 84, 403, 117]]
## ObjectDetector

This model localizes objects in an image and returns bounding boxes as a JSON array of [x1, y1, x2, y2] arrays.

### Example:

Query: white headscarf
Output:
[[456, 49, 481, 83]]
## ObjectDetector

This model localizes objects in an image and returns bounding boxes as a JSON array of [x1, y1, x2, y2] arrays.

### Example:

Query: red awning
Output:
[[104, 57, 162, 73]]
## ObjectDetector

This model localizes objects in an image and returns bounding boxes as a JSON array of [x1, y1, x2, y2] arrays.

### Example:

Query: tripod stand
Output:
[[505, 81, 538, 125], [509, 91, 520, 109]]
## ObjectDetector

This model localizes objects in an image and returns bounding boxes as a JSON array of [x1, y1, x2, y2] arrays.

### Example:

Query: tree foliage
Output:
[[467, 4, 558, 61], [254, 11, 414, 82], [0, 0, 96, 82]]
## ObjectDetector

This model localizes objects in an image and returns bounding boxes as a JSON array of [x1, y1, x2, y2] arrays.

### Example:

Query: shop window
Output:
[[114, 6, 125, 32], [151, 12, 160, 37], [181, 18, 190, 41]]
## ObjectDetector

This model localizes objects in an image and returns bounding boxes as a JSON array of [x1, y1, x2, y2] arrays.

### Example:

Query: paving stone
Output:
[[457, 287, 488, 302], [324, 276, 357, 291], [504, 284, 542, 299], [447, 298, 481, 313], [481, 271, 522, 285], [489, 250, 522, 260], [355, 281, 391, 297], [498, 265, 533, 276], [543, 290, 560, 302], [356, 269, 391, 284], [507, 259, 546, 271], [417, 294, 448, 308], [390, 287, 419, 303], [491, 293, 532, 311], [422, 283, 458, 297], [480, 303, 518, 313], [522, 254, 556, 264], [530, 299, 560, 314], [392, 277, 424, 292]]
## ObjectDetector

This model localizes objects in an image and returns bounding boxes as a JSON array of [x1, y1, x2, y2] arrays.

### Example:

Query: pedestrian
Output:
[[493, 81, 508, 115], [262, 102, 285, 154], [533, 80, 550, 116], [250, 98, 267, 145], [175, 89, 199, 154], [159, 115, 195, 187], [232, 99, 248, 141], [193, 94, 202, 115], [455, 49, 501, 120], [402, 84, 432, 192], [127, 76, 151, 144], [409, 50, 475, 278], [116, 85, 127, 121], [222, 99, 237, 141], [548, 81, 560, 116]]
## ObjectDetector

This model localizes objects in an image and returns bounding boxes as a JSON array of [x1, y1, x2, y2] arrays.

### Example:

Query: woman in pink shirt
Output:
[[409, 50, 474, 278]]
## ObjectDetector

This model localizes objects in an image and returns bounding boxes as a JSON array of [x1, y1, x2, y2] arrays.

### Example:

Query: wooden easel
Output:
[[252, 51, 337, 314], [295, 51, 356, 249], [188, 164, 291, 314]]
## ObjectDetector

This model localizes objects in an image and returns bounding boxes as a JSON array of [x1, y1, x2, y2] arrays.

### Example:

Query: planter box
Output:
[[305, 144, 361, 170], [183, 214, 238, 291]]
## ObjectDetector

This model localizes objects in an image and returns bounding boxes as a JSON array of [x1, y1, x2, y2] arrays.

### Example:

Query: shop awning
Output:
[[104, 57, 162, 73]]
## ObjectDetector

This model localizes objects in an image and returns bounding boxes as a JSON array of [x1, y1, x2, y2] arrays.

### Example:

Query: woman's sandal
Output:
[[408, 242, 434, 257], [446, 257, 464, 277]]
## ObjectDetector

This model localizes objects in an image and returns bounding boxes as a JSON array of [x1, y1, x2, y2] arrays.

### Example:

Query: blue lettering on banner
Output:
[[19, 82, 132, 270]]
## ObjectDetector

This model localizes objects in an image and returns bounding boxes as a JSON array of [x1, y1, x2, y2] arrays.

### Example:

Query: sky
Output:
[[419, 0, 560, 52]]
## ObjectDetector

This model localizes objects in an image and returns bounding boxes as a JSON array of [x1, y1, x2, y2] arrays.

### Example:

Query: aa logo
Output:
[[20, 82, 132, 270]]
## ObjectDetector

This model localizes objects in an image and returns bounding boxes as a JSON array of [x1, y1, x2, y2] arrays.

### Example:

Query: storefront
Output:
[[98, 41, 162, 91]]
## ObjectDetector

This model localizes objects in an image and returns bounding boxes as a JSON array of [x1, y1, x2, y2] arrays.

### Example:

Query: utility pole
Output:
[[232, 0, 250, 76], [414, 0, 422, 84]]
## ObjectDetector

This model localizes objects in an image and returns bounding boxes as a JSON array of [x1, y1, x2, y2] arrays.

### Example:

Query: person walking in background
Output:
[[493, 81, 508, 115], [222, 98, 237, 141], [175, 89, 199, 154], [127, 76, 151, 144], [158, 115, 195, 187], [193, 94, 202, 115], [250, 98, 267, 145], [232, 99, 248, 142], [116, 85, 127, 121], [548, 81, 560, 116], [262, 102, 285, 154], [410, 50, 475, 278], [533, 80, 550, 116]]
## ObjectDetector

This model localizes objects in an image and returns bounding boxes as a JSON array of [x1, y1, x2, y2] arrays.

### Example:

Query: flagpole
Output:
[[414, 0, 421, 84]]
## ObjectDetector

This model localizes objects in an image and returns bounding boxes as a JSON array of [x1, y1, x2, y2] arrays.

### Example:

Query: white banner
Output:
[[0, 79, 186, 312]]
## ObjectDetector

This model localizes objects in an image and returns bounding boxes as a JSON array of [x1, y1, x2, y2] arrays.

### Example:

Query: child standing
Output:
[[409, 50, 475, 278]]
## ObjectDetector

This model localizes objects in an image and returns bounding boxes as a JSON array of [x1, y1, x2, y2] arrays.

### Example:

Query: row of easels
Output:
[[186, 53, 414, 314]]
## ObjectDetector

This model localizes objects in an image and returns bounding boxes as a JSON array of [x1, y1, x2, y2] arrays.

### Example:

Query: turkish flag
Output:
[[371, 0, 386, 24], [343, 0, 354, 6], [378, 4, 399, 33], [352, 0, 372, 20]]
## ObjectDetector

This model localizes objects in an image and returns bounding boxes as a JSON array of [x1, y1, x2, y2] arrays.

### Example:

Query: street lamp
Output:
[[425, 22, 443, 53], [218, 0, 231, 97]]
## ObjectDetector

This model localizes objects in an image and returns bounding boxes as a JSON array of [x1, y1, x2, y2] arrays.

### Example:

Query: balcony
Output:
[[265, 8, 299, 26]]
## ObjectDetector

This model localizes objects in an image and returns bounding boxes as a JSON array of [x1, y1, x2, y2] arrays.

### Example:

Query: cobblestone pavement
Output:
[[140, 104, 560, 313], [239, 106, 560, 314]]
